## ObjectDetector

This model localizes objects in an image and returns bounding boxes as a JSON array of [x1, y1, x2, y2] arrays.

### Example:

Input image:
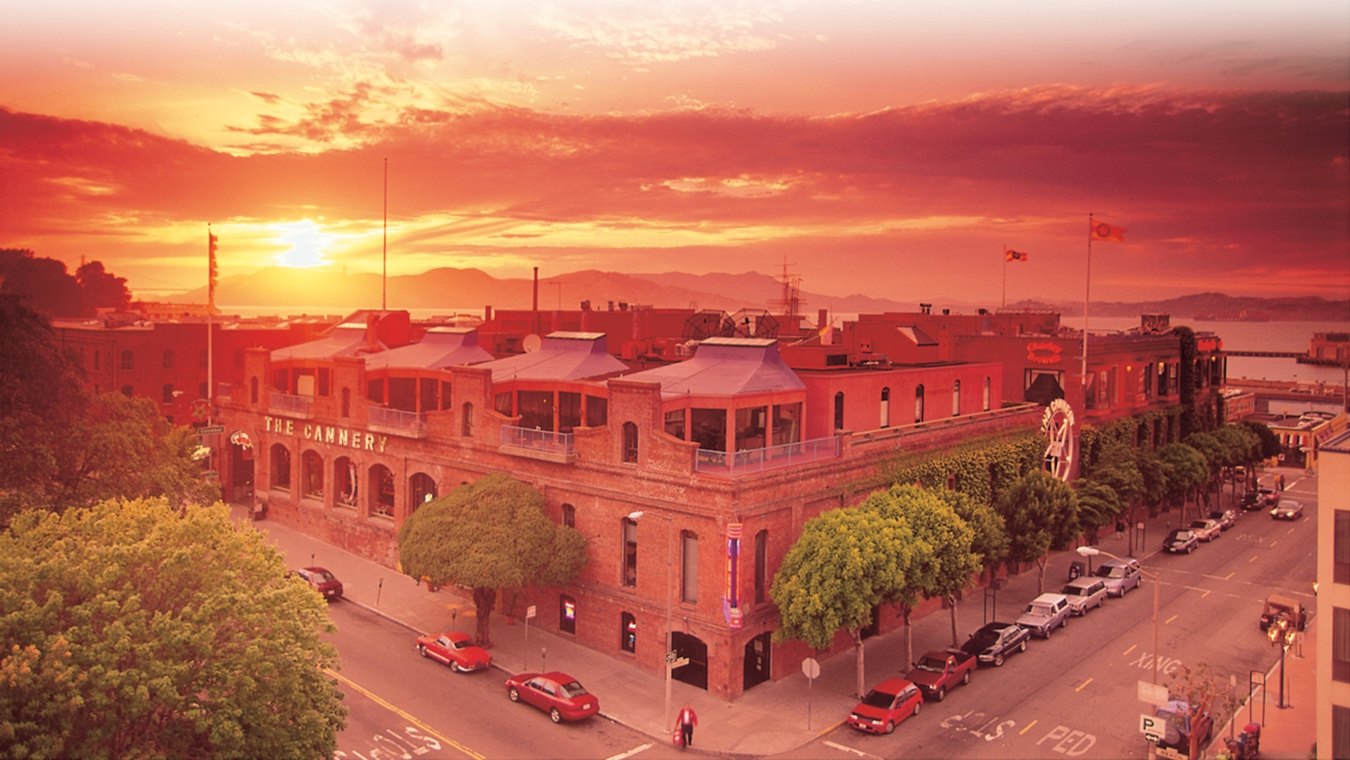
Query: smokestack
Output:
[[532, 267, 539, 312]]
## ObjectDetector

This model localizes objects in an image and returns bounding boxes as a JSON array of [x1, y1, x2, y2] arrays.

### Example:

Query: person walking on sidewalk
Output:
[[677, 703, 698, 749]]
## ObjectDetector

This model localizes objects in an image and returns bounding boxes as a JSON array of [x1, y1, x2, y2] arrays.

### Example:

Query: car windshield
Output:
[[914, 655, 946, 672], [860, 689, 896, 708], [452, 639, 468, 649], [1025, 603, 1050, 616], [1062, 585, 1088, 596], [966, 629, 999, 648], [558, 680, 588, 698], [1190, 521, 1207, 529], [1096, 565, 1123, 579]]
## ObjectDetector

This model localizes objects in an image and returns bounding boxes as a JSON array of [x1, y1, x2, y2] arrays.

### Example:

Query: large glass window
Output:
[[983, 377, 992, 411], [622, 422, 639, 463], [622, 517, 638, 587], [334, 457, 357, 508], [388, 377, 417, 411], [559, 391, 581, 433], [370, 464, 395, 518], [559, 595, 577, 635], [754, 529, 769, 604], [1336, 510, 1350, 585], [518, 390, 554, 430], [301, 450, 324, 500], [690, 408, 726, 452], [585, 395, 608, 426], [664, 409, 686, 440], [914, 385, 925, 423], [952, 380, 961, 417], [1335, 607, 1350, 683], [734, 407, 766, 451], [270, 444, 291, 490], [620, 612, 637, 653], [410, 472, 437, 509], [833, 392, 845, 431], [1336, 705, 1350, 760], [681, 531, 698, 603], [880, 387, 891, 428], [561, 503, 576, 528], [461, 403, 474, 437], [772, 403, 801, 446]]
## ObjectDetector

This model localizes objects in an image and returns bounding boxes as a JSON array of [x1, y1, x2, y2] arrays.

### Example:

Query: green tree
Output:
[[1135, 448, 1169, 517], [771, 506, 916, 698], [1073, 479, 1121, 544], [1242, 420, 1281, 461], [1182, 431, 1223, 509], [936, 488, 1007, 644], [1214, 424, 1260, 504], [75, 260, 131, 312], [860, 485, 980, 663], [0, 498, 345, 758], [0, 249, 88, 317], [398, 473, 585, 648], [1158, 442, 1209, 523], [997, 471, 1079, 594]]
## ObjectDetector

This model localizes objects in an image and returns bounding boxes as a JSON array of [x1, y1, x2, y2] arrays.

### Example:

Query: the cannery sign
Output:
[[264, 415, 389, 454]]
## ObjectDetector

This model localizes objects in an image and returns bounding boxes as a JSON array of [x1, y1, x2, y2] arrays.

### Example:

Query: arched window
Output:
[[370, 464, 395, 518], [559, 595, 577, 635], [880, 387, 891, 428], [301, 450, 324, 500], [341, 388, 351, 418], [622, 517, 638, 587], [620, 612, 637, 652], [622, 422, 639, 463], [952, 380, 961, 417], [269, 444, 291, 490], [409, 472, 437, 510], [680, 531, 699, 603], [833, 391, 845, 431], [983, 376, 992, 411], [461, 402, 474, 437], [561, 503, 576, 528], [334, 456, 357, 508], [754, 529, 769, 604], [250, 377, 259, 404], [914, 385, 925, 424]]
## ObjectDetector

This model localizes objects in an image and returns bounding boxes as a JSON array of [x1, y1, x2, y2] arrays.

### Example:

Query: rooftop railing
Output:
[[269, 391, 313, 418], [369, 406, 427, 437], [695, 436, 840, 475], [501, 425, 576, 459]]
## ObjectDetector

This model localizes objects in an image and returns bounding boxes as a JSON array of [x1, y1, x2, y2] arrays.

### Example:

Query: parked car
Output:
[[1153, 698, 1213, 754], [1061, 577, 1108, 616], [904, 649, 976, 702], [504, 671, 600, 723], [1188, 518, 1221, 542], [1207, 509, 1236, 531], [1240, 491, 1263, 512], [293, 566, 343, 601], [846, 677, 924, 734], [1270, 501, 1303, 520], [416, 631, 492, 673], [1094, 558, 1142, 597], [1016, 593, 1071, 638], [1257, 486, 1279, 507], [960, 622, 1030, 667], [1163, 528, 1199, 554], [1259, 594, 1309, 632]]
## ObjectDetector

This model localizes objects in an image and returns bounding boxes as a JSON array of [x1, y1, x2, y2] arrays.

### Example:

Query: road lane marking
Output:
[[1249, 555, 1259, 563], [1224, 572, 1235, 581], [1123, 644, 1137, 657], [1164, 614, 1178, 625], [823, 740, 884, 759], [1270, 540, 1279, 547], [1020, 719, 1038, 735], [327, 668, 485, 760], [1075, 678, 1093, 692], [1201, 589, 1211, 599], [605, 744, 653, 760]]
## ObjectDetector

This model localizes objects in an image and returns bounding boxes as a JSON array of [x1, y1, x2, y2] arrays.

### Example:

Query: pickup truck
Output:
[[904, 649, 976, 701]]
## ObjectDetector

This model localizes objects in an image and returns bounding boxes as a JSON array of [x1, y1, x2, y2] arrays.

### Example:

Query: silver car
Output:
[[1093, 558, 1142, 597], [1016, 593, 1070, 637], [1061, 577, 1108, 616]]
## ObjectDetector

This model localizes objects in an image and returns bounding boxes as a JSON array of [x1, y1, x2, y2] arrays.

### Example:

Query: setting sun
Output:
[[273, 220, 334, 269]]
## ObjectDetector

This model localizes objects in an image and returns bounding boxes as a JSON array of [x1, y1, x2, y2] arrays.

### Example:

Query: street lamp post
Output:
[[628, 510, 675, 731], [1077, 546, 1161, 684], [1268, 617, 1295, 708]]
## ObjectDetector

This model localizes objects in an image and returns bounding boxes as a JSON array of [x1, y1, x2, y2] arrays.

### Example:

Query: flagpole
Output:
[[1083, 214, 1093, 390], [382, 157, 388, 312], [207, 224, 214, 429], [1002, 245, 1007, 310]]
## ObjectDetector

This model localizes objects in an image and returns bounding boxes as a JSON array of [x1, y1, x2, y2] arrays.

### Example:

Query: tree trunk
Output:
[[472, 586, 497, 648], [946, 594, 960, 647], [901, 604, 914, 670], [1035, 555, 1047, 594], [851, 630, 866, 699]]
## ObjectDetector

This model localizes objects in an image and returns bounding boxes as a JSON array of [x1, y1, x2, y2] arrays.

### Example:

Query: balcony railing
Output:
[[500, 425, 576, 462], [368, 406, 427, 437], [268, 391, 313, 418], [695, 436, 840, 475]]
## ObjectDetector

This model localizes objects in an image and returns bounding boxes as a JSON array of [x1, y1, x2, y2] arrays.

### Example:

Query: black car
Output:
[[1163, 528, 1199, 554], [959, 622, 1030, 667]]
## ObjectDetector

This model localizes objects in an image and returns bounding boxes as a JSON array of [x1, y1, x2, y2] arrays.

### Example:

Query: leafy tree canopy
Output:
[[1241, 420, 1281, 460], [0, 499, 345, 759], [997, 470, 1079, 592], [398, 472, 586, 647]]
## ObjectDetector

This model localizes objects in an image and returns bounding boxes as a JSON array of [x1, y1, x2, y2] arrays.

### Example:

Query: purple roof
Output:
[[270, 323, 380, 361], [624, 337, 805, 399], [481, 332, 628, 382], [362, 327, 493, 370]]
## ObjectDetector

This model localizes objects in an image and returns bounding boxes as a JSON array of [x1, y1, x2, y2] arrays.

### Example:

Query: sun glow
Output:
[[273, 220, 335, 268]]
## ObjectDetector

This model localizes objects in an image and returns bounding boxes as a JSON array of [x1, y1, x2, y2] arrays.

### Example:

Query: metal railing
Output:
[[695, 436, 840, 475], [369, 406, 427, 435], [269, 391, 313, 417], [501, 425, 575, 456]]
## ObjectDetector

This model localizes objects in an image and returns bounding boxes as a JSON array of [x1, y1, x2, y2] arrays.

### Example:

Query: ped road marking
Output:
[[1020, 719, 1039, 735], [823, 740, 884, 759], [1122, 644, 1137, 657], [605, 744, 653, 760], [327, 668, 485, 760]]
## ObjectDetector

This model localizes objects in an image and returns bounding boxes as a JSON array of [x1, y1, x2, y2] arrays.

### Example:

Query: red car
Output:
[[416, 631, 492, 673], [505, 671, 600, 723], [846, 677, 924, 734], [293, 567, 343, 601]]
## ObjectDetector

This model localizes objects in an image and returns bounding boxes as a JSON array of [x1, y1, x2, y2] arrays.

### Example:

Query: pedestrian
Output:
[[677, 703, 698, 749]]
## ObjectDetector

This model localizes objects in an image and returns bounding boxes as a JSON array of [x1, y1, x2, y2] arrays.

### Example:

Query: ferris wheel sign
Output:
[[1040, 399, 1076, 481]]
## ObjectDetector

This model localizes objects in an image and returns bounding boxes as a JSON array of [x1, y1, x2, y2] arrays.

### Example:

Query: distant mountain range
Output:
[[175, 267, 1349, 323]]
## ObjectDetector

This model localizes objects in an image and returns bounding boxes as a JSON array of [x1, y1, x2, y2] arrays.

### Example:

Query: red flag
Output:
[[1090, 220, 1126, 242], [208, 231, 219, 304], [1005, 249, 1029, 262]]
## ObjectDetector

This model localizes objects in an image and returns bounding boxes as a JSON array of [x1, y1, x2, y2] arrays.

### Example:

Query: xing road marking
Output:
[[1123, 644, 1137, 656], [1075, 678, 1093, 692], [1224, 572, 1235, 581], [327, 668, 485, 760], [1201, 589, 1212, 599], [1020, 719, 1038, 735], [605, 744, 653, 760]]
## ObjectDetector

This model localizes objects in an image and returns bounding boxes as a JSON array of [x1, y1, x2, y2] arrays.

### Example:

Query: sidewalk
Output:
[[232, 465, 1316, 758]]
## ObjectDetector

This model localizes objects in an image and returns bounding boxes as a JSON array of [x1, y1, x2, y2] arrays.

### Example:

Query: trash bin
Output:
[[1068, 561, 1084, 581]]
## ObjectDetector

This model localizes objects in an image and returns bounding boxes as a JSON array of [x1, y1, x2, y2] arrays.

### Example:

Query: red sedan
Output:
[[504, 671, 600, 723], [846, 677, 924, 734], [415, 631, 492, 673]]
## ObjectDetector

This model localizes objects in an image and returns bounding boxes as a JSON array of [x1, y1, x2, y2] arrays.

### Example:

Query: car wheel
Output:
[[885, 721, 895, 735], [962, 670, 971, 685], [936, 687, 946, 702], [417, 644, 427, 658], [508, 686, 521, 702], [1019, 639, 1028, 652], [913, 702, 922, 716], [550, 707, 563, 724], [994, 654, 1005, 667], [451, 662, 464, 673]]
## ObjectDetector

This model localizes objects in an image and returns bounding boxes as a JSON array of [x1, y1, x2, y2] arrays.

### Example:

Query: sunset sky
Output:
[[2, 0, 1347, 307]]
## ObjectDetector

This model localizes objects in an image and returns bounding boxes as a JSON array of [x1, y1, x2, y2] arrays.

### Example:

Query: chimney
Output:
[[484, 305, 493, 321], [919, 303, 932, 315], [532, 267, 539, 311]]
